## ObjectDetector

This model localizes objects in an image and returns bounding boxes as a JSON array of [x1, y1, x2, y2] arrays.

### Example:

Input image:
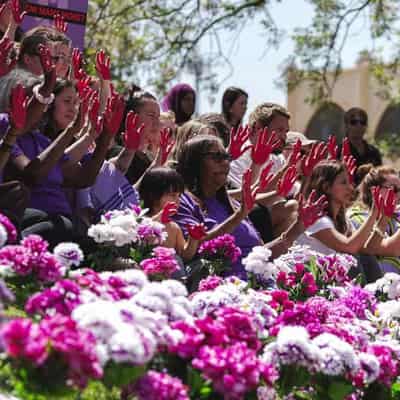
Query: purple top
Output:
[[174, 192, 261, 280], [161, 83, 195, 125], [10, 127, 71, 216], [77, 160, 139, 220]]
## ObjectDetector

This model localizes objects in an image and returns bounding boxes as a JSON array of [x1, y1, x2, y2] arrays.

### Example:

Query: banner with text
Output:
[[22, 0, 89, 50]]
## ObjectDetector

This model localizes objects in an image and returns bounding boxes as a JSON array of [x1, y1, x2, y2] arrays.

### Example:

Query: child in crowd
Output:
[[138, 167, 205, 261]]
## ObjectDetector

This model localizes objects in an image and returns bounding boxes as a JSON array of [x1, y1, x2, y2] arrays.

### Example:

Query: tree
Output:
[[86, 0, 400, 103]]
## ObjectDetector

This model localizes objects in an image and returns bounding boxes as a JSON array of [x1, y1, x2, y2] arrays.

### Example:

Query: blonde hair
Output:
[[248, 102, 290, 128], [160, 110, 176, 123]]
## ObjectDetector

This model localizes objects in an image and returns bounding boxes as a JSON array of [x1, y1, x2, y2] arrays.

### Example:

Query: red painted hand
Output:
[[257, 162, 274, 193], [343, 155, 357, 185], [242, 169, 257, 212], [301, 142, 327, 176], [161, 202, 177, 224], [383, 187, 397, 217], [341, 137, 351, 159], [159, 128, 175, 165], [11, 0, 26, 24], [10, 84, 29, 130], [187, 223, 207, 240], [288, 139, 302, 166], [96, 49, 111, 81], [53, 13, 68, 33], [251, 127, 281, 165], [123, 112, 144, 151], [0, 37, 16, 77], [228, 125, 251, 160], [277, 165, 297, 198], [38, 44, 54, 74], [72, 48, 87, 80], [327, 135, 338, 160], [371, 186, 384, 216], [104, 95, 125, 136], [298, 190, 328, 228]]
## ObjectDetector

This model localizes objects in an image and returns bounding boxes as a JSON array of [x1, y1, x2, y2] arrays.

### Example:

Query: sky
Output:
[[190, 0, 381, 118]]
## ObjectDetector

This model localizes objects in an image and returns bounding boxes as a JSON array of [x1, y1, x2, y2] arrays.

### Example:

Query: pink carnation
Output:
[[140, 246, 179, 278], [198, 275, 223, 291], [199, 234, 241, 264]]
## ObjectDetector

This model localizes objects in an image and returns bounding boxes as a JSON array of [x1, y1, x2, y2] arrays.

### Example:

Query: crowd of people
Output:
[[0, 0, 398, 284]]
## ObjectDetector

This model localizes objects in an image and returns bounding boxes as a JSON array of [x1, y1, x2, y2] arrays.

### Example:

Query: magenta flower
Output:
[[198, 275, 223, 291], [123, 370, 190, 400], [140, 246, 179, 278], [199, 234, 241, 264], [0, 213, 17, 243]]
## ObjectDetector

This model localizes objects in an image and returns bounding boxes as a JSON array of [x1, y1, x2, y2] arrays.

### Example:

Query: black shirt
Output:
[[338, 140, 382, 167]]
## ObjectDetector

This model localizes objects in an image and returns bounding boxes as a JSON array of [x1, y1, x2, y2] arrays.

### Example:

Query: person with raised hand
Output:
[[349, 165, 400, 274], [138, 168, 206, 262], [296, 160, 380, 260], [173, 134, 310, 280], [0, 35, 16, 77], [53, 13, 68, 34]]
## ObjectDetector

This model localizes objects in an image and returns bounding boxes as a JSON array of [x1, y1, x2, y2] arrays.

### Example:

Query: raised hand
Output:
[[10, 84, 29, 130], [343, 155, 357, 185], [123, 112, 144, 151], [161, 202, 177, 224], [0, 37, 16, 77], [53, 13, 68, 33], [301, 142, 327, 176], [257, 162, 274, 192], [341, 137, 351, 159], [288, 138, 302, 166], [159, 128, 175, 165], [327, 135, 338, 160], [298, 190, 328, 228], [187, 223, 207, 240], [241, 169, 257, 213], [11, 0, 26, 24], [76, 76, 92, 99], [89, 95, 103, 134], [277, 165, 297, 198], [38, 44, 54, 74], [95, 49, 111, 81], [383, 187, 397, 217], [251, 127, 281, 165], [228, 125, 251, 160], [103, 95, 125, 136], [72, 48, 87, 81], [371, 186, 384, 215]]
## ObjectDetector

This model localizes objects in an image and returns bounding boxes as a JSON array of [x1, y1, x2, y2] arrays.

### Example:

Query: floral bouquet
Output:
[[197, 234, 241, 276], [87, 205, 167, 270], [139, 246, 180, 281]]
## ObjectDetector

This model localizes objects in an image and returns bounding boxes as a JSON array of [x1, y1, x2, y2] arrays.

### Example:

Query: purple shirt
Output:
[[10, 129, 72, 216], [77, 160, 139, 220], [174, 192, 261, 279]]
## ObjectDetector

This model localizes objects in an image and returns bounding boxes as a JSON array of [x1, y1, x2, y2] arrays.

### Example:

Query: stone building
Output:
[[287, 58, 400, 143]]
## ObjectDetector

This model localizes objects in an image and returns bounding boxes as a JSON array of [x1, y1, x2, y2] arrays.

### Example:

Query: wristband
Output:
[[32, 84, 55, 105]]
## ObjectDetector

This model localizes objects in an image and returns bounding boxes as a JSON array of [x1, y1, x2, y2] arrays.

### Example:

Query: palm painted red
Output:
[[327, 135, 338, 160], [301, 142, 327, 176], [228, 125, 251, 160], [96, 50, 111, 81], [104, 95, 125, 136], [288, 139, 302, 167], [11, 0, 26, 24], [159, 128, 175, 165], [161, 202, 177, 224], [10, 84, 29, 130], [123, 112, 144, 151], [341, 137, 351, 159], [242, 169, 257, 212], [257, 162, 274, 192], [298, 190, 328, 228], [251, 127, 281, 165], [0, 37, 16, 77], [187, 223, 207, 240], [277, 165, 297, 198], [53, 13, 68, 33], [343, 155, 357, 185]]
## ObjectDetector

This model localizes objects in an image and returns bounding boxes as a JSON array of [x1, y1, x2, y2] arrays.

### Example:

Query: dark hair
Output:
[[43, 78, 75, 138], [197, 113, 230, 146], [344, 107, 368, 125], [221, 87, 248, 125], [360, 165, 397, 208], [125, 84, 157, 113], [176, 134, 233, 213], [302, 160, 349, 234], [19, 26, 71, 65], [138, 167, 184, 212]]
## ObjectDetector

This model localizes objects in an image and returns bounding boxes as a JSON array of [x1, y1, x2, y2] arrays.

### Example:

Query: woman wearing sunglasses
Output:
[[350, 165, 400, 274], [174, 134, 318, 281], [343, 107, 382, 167]]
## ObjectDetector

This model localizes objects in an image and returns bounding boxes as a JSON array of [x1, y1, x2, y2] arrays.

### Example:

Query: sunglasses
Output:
[[203, 151, 232, 162], [349, 119, 367, 126]]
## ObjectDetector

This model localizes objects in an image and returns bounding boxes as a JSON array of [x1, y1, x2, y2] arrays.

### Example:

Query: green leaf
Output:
[[328, 381, 354, 400]]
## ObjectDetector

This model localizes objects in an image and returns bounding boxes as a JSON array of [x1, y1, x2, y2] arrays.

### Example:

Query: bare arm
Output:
[[109, 147, 136, 175]]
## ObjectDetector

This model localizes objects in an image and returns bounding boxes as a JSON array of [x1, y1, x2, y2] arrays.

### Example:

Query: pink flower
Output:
[[198, 275, 223, 291], [140, 246, 179, 278], [0, 213, 17, 243], [199, 234, 241, 264]]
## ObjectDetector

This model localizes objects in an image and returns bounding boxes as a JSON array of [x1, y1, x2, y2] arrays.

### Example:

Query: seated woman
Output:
[[5, 73, 121, 247], [173, 134, 319, 280], [349, 165, 400, 273], [221, 86, 248, 131], [296, 160, 380, 256]]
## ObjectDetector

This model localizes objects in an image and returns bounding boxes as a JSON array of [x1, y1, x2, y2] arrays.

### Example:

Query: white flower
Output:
[[53, 242, 84, 268], [0, 224, 8, 248], [161, 279, 188, 297], [243, 246, 277, 280], [257, 386, 278, 400], [0, 263, 16, 278], [358, 352, 380, 384], [88, 224, 113, 243], [376, 300, 400, 321]]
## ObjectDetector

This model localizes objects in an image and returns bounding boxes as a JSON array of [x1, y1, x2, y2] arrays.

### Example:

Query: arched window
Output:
[[375, 104, 400, 139], [305, 102, 345, 142]]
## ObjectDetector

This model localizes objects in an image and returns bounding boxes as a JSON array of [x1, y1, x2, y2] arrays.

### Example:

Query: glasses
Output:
[[203, 151, 232, 162], [349, 119, 367, 126]]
